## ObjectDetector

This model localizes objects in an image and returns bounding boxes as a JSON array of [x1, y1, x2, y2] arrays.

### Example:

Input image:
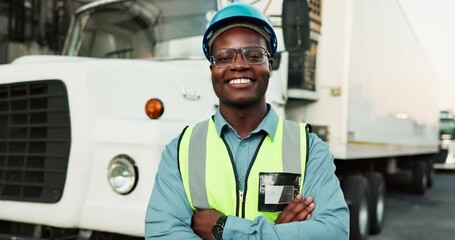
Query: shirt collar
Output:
[[213, 104, 280, 140]]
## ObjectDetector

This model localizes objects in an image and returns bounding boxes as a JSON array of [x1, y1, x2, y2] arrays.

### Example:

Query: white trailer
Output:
[[281, 1, 439, 239], [0, 0, 439, 240]]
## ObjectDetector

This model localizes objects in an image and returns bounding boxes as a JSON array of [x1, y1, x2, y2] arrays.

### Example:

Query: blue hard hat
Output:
[[202, 2, 277, 61]]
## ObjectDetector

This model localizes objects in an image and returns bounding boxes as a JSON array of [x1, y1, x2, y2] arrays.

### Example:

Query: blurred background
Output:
[[0, 0, 453, 110], [0, 0, 85, 62], [399, 0, 455, 114]]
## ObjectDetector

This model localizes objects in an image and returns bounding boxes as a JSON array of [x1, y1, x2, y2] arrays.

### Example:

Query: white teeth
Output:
[[229, 78, 251, 84]]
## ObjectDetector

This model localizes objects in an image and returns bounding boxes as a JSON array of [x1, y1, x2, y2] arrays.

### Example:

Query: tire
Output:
[[365, 172, 385, 235], [412, 160, 427, 194], [426, 158, 434, 188], [342, 174, 370, 240]]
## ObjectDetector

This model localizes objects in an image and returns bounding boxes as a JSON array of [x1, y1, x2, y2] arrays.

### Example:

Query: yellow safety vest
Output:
[[178, 117, 309, 222]]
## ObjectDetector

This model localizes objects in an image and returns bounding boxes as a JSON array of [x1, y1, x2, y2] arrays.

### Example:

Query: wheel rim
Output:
[[359, 196, 369, 236], [376, 186, 385, 224]]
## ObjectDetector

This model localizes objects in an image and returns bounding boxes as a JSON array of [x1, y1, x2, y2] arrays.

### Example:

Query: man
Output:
[[145, 2, 349, 239]]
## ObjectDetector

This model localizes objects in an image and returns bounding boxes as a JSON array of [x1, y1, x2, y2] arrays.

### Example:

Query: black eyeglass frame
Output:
[[209, 46, 271, 67]]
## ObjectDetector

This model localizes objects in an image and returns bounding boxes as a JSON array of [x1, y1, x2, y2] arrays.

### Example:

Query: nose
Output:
[[230, 51, 250, 69]]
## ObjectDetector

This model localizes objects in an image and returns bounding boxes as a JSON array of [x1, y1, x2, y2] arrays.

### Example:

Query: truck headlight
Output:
[[108, 155, 138, 195]]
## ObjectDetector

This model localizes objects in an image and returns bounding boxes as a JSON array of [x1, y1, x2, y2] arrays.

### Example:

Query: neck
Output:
[[219, 102, 268, 138]]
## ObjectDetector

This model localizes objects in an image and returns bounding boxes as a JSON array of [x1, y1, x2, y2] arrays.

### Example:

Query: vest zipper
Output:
[[222, 135, 266, 218], [241, 135, 267, 218], [222, 138, 241, 217]]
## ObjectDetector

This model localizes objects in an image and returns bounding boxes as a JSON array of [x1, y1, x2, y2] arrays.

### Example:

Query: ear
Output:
[[268, 58, 274, 72]]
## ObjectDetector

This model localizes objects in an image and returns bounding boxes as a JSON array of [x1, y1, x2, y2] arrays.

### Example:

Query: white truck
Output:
[[0, 0, 439, 240]]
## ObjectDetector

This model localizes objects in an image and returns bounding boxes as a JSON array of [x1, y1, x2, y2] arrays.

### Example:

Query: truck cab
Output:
[[0, 0, 290, 238], [435, 110, 455, 169]]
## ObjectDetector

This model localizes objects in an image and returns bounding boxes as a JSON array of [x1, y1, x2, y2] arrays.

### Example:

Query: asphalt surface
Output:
[[369, 170, 455, 240]]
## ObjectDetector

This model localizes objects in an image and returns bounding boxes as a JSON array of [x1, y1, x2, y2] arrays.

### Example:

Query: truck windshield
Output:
[[440, 111, 455, 140], [64, 0, 216, 59]]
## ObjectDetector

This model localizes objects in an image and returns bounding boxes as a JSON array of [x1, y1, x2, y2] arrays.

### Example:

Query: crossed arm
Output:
[[191, 195, 315, 239]]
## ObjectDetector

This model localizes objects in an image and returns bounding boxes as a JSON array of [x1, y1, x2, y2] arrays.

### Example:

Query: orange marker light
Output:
[[145, 98, 164, 119]]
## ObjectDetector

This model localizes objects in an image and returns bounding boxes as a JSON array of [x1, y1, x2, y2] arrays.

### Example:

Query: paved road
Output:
[[369, 171, 455, 240]]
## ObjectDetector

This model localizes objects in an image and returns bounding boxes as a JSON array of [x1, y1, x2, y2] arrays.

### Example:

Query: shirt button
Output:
[[239, 177, 244, 182], [240, 142, 245, 147]]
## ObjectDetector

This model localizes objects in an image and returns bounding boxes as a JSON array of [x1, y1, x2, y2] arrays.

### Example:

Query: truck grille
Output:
[[0, 80, 71, 203]]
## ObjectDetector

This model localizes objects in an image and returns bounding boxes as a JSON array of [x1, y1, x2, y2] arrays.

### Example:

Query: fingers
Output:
[[293, 201, 315, 221], [286, 194, 304, 210], [275, 195, 315, 224], [275, 194, 302, 223]]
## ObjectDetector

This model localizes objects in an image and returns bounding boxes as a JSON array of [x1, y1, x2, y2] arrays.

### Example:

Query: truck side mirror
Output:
[[282, 0, 310, 52]]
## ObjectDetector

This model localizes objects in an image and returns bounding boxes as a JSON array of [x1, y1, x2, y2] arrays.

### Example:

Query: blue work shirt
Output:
[[145, 106, 349, 239]]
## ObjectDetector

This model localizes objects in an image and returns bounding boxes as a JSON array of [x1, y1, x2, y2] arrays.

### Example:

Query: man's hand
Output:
[[275, 195, 315, 224], [192, 209, 223, 240]]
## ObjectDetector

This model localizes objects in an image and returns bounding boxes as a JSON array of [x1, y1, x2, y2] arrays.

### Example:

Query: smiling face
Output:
[[210, 27, 273, 108]]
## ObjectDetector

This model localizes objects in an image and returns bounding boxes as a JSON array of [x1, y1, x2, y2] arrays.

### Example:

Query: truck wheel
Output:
[[412, 160, 427, 194], [342, 174, 370, 240], [365, 172, 385, 234], [426, 158, 434, 188]]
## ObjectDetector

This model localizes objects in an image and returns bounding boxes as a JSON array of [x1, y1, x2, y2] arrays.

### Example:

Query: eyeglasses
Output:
[[210, 47, 270, 67]]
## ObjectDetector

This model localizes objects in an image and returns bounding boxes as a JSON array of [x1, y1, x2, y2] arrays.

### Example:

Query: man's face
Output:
[[210, 27, 273, 107]]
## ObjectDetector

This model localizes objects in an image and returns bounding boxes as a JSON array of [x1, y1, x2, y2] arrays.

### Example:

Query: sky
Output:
[[398, 0, 455, 112]]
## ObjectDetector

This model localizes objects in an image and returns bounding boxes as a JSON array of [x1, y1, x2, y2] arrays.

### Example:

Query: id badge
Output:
[[258, 172, 301, 211]]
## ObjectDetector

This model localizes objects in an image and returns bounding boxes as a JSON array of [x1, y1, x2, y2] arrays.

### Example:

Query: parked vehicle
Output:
[[0, 0, 440, 239], [434, 110, 455, 169]]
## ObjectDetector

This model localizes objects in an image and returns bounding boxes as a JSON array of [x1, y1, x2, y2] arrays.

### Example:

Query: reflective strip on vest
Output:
[[178, 118, 308, 221]]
